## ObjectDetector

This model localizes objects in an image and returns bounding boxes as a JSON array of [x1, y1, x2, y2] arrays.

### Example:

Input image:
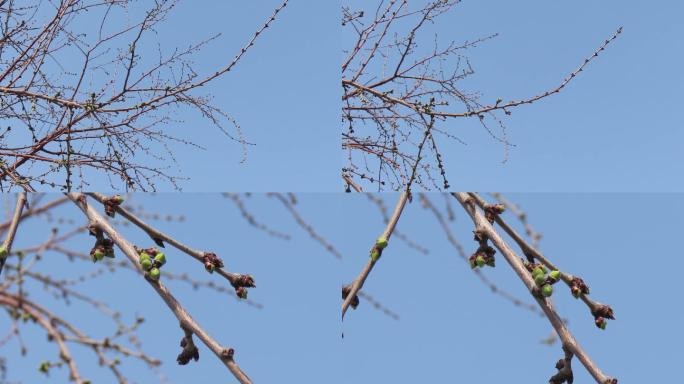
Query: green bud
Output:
[[141, 258, 153, 271], [375, 237, 389, 249], [139, 252, 150, 261], [532, 267, 544, 278], [370, 249, 381, 262], [476, 255, 486, 268], [93, 249, 105, 261], [148, 268, 161, 281], [596, 318, 607, 330], [0, 245, 7, 259], [112, 195, 124, 204], [541, 284, 553, 297], [205, 262, 215, 273], [154, 252, 166, 266], [534, 273, 547, 286], [571, 286, 582, 298], [549, 270, 561, 281], [38, 361, 50, 374]]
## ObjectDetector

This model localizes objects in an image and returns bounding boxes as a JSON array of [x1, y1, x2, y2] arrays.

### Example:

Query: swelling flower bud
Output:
[[154, 252, 166, 266], [595, 317, 607, 330], [571, 286, 582, 298], [541, 284, 553, 297], [375, 237, 389, 249], [148, 268, 161, 281], [95, 250, 105, 261], [141, 258, 153, 271], [236, 287, 248, 299], [205, 262, 215, 273], [532, 267, 545, 278], [549, 270, 561, 282]]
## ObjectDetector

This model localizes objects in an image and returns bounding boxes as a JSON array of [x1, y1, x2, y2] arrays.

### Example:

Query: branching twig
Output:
[[68, 193, 252, 384], [453, 192, 616, 384], [342, 192, 409, 319]]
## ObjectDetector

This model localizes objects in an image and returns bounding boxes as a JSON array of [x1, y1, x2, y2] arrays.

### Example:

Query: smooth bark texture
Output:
[[0, 192, 27, 276], [342, 192, 408, 319]]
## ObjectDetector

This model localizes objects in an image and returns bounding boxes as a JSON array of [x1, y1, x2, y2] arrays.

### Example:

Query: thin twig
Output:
[[342, 192, 409, 319], [0, 192, 27, 276]]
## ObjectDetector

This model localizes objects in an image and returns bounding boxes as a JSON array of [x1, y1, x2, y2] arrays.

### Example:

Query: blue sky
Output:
[[159, 1, 339, 192], [343, 0, 684, 192]]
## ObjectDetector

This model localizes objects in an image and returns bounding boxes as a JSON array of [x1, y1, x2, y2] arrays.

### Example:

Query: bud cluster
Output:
[[90, 238, 115, 262], [137, 247, 166, 282], [484, 203, 506, 223], [103, 195, 125, 218], [469, 244, 496, 269], [231, 274, 256, 300], [202, 252, 224, 274], [469, 230, 496, 269], [592, 304, 615, 331], [569, 276, 590, 299], [177, 334, 199, 365], [524, 262, 561, 298]]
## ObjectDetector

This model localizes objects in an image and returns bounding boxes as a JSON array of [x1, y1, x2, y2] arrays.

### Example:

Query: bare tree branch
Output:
[[453, 192, 616, 384], [68, 193, 253, 383]]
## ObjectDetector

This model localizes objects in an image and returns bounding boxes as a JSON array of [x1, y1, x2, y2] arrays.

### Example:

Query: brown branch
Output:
[[452, 192, 616, 384], [0, 292, 85, 383], [0, 196, 68, 233], [87, 192, 254, 293], [0, 192, 27, 276], [342, 192, 409, 319], [468, 192, 614, 324], [68, 193, 252, 384], [269, 193, 343, 260], [342, 0, 623, 191]]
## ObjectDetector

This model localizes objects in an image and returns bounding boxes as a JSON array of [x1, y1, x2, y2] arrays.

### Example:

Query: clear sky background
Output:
[[158, 1, 339, 192], [2, 193, 680, 383], [343, 0, 684, 192]]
